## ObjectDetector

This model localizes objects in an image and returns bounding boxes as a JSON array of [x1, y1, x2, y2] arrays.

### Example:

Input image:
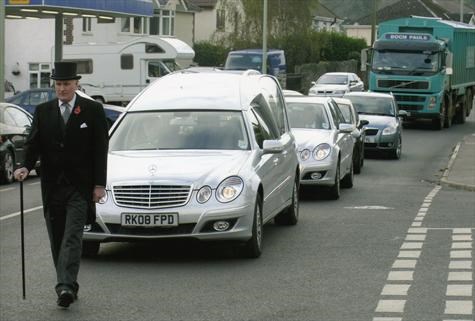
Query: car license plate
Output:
[[121, 213, 178, 227], [365, 136, 375, 143]]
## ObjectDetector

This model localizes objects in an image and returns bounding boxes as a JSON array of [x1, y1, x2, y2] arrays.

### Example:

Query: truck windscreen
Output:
[[372, 51, 440, 75]]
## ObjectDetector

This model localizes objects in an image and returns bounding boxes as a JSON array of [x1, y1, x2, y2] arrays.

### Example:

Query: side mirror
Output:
[[398, 110, 409, 118], [445, 67, 453, 75], [358, 119, 369, 129], [338, 123, 354, 133], [311, 81, 317, 86], [263, 139, 284, 154]]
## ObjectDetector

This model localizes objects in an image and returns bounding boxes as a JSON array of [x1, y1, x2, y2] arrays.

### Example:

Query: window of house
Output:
[[63, 59, 93, 74], [82, 17, 92, 32], [216, 9, 225, 30], [29, 63, 51, 89], [121, 54, 133, 70], [150, 10, 175, 36]]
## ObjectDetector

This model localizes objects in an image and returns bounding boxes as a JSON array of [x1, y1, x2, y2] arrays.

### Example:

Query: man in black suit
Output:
[[14, 62, 109, 308]]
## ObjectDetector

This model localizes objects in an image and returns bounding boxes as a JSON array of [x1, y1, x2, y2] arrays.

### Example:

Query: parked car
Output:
[[308, 72, 364, 97], [284, 95, 354, 199], [333, 97, 369, 174], [82, 70, 300, 258], [282, 89, 304, 97], [343, 92, 407, 159], [0, 103, 40, 184], [6, 88, 123, 128]]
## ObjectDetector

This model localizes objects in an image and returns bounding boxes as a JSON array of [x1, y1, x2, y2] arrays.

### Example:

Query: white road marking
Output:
[[453, 235, 472, 241], [344, 205, 394, 210], [381, 284, 411, 296], [453, 228, 472, 234], [451, 242, 472, 249], [449, 261, 472, 269], [414, 216, 424, 221], [446, 284, 472, 297], [387, 271, 414, 281], [407, 228, 427, 234], [411, 222, 422, 227], [398, 250, 421, 258], [27, 181, 41, 186], [0, 187, 15, 192], [392, 260, 417, 269], [373, 318, 402, 321], [375, 300, 406, 313], [0, 205, 43, 221], [450, 251, 472, 259], [444, 300, 473, 315], [400, 242, 423, 249], [448, 272, 472, 282], [418, 208, 428, 213]]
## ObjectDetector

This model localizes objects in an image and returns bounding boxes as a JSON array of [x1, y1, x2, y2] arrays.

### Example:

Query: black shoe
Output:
[[57, 289, 75, 308]]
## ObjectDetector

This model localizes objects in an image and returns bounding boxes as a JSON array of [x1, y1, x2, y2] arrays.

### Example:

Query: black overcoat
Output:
[[23, 95, 109, 224]]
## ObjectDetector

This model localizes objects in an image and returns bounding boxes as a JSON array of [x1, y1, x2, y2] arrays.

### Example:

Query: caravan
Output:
[[61, 36, 195, 104]]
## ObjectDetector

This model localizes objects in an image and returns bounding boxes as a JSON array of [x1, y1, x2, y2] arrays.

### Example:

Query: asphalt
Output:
[[441, 132, 475, 192]]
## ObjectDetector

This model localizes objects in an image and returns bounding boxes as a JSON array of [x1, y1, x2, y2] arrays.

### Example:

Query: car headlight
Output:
[[216, 176, 244, 203], [98, 190, 109, 204], [382, 125, 397, 135], [197, 185, 212, 203], [313, 143, 331, 160], [300, 149, 311, 161]]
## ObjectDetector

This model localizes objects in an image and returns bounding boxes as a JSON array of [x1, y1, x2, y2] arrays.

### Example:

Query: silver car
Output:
[[284, 96, 354, 199], [83, 70, 300, 258], [343, 92, 407, 159], [308, 72, 364, 97]]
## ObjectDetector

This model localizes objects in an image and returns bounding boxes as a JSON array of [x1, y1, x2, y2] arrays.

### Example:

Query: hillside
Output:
[[320, 0, 399, 21]]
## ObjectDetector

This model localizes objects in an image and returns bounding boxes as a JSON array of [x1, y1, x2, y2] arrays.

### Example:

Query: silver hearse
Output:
[[83, 70, 300, 258]]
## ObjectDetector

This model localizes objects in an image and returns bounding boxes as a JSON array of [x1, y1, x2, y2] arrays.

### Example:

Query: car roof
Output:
[[344, 91, 394, 98], [284, 95, 333, 104], [229, 49, 283, 54], [321, 72, 355, 76], [128, 70, 269, 112], [332, 97, 353, 105], [0, 102, 33, 116]]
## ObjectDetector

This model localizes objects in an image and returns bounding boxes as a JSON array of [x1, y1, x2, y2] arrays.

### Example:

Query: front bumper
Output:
[[299, 158, 337, 186], [83, 191, 254, 243], [364, 130, 398, 152]]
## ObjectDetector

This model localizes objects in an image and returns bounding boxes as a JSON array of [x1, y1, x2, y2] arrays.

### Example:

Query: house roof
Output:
[[351, 0, 452, 25], [432, 0, 475, 14], [188, 0, 218, 8], [314, 2, 341, 20]]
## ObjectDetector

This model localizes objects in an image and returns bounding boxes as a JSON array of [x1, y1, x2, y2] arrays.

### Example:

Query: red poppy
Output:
[[74, 106, 81, 115]]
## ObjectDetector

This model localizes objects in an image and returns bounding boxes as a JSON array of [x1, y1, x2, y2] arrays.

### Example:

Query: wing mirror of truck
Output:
[[360, 48, 369, 71], [445, 52, 453, 75]]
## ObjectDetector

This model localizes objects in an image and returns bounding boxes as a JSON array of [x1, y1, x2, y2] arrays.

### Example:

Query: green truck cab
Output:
[[362, 16, 475, 129]]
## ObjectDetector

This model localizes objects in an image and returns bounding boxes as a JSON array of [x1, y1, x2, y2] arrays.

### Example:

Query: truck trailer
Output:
[[60, 36, 195, 104], [362, 16, 475, 129]]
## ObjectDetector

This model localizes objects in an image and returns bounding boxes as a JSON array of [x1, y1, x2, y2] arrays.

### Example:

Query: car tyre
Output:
[[341, 161, 354, 188], [1, 151, 15, 184], [82, 241, 100, 258], [327, 161, 340, 200], [389, 136, 402, 160], [275, 178, 299, 226], [241, 195, 263, 258]]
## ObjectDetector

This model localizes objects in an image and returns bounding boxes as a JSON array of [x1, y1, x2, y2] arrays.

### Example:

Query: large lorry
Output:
[[60, 36, 195, 104], [362, 16, 475, 129]]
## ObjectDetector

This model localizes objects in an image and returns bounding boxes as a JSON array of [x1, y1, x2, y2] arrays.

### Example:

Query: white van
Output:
[[60, 36, 195, 104]]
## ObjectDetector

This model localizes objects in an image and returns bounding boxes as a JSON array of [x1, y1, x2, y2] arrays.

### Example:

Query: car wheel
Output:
[[327, 161, 340, 200], [241, 195, 263, 258], [389, 136, 402, 160], [1, 151, 15, 184], [275, 178, 299, 226], [82, 241, 100, 257], [341, 161, 354, 188]]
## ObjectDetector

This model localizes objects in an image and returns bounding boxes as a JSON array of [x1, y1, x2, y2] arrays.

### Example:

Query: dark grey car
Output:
[[343, 92, 407, 159]]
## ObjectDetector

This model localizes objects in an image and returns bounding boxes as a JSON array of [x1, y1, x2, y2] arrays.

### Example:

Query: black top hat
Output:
[[50, 62, 81, 80]]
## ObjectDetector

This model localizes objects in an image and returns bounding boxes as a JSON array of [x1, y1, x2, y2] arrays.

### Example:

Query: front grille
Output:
[[113, 184, 192, 209], [378, 80, 429, 90], [365, 129, 379, 136], [365, 143, 377, 148], [394, 95, 426, 102], [398, 104, 424, 111], [106, 223, 196, 236]]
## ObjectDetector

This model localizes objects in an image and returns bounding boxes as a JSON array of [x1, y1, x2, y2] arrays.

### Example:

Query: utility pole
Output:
[[370, 0, 378, 46], [460, 0, 464, 22], [0, 2, 5, 101], [262, 0, 268, 74]]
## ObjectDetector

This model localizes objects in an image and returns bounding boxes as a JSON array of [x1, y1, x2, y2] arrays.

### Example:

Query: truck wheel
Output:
[[443, 98, 452, 128], [432, 102, 445, 130], [455, 102, 467, 124]]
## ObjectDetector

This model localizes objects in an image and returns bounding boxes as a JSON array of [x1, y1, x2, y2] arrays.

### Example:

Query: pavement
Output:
[[441, 132, 475, 192]]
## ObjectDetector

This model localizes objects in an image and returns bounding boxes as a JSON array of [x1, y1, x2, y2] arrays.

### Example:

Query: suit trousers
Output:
[[45, 182, 88, 295]]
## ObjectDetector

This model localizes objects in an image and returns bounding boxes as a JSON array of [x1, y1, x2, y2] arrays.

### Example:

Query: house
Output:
[[189, 0, 243, 42], [4, 0, 199, 92], [343, 0, 463, 45], [312, 2, 344, 32]]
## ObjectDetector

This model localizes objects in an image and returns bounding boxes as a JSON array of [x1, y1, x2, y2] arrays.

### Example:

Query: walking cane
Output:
[[20, 180, 26, 299]]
